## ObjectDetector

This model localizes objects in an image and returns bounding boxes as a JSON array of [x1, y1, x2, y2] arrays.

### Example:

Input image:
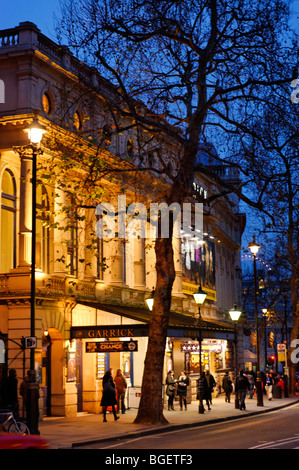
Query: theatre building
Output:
[[0, 22, 245, 418]]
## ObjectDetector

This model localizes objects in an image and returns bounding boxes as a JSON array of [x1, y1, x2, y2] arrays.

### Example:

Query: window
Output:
[[1, 169, 16, 272], [126, 139, 134, 159], [73, 111, 83, 131], [42, 92, 52, 115]]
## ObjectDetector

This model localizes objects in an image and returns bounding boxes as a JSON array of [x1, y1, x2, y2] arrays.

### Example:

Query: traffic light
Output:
[[267, 355, 275, 367]]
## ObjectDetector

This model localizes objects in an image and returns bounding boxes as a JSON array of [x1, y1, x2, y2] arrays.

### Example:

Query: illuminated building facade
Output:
[[0, 22, 245, 417]]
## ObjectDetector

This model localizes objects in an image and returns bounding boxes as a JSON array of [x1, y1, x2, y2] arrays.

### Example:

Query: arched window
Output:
[[1, 169, 16, 272], [36, 185, 49, 272]]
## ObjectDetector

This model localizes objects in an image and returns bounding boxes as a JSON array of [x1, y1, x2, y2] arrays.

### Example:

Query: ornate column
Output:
[[18, 148, 33, 267]]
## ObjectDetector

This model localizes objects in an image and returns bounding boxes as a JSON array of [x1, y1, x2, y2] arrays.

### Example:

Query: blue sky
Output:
[[0, 0, 298, 254], [0, 0, 61, 40], [0, 0, 298, 40]]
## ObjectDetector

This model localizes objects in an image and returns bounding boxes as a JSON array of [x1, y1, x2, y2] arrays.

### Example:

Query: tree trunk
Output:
[[134, 234, 175, 425]]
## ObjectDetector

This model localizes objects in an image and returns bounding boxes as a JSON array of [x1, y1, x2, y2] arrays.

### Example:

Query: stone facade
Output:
[[0, 22, 245, 418]]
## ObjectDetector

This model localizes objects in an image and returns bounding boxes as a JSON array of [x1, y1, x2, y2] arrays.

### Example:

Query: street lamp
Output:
[[193, 285, 207, 414], [24, 115, 47, 434], [262, 308, 268, 371], [248, 236, 263, 407], [146, 288, 155, 311], [229, 304, 242, 409]]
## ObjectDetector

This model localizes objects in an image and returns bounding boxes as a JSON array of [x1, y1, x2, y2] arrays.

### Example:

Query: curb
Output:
[[70, 399, 299, 448]]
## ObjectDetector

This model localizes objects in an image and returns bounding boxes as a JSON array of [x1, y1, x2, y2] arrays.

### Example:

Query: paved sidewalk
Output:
[[38, 395, 299, 449]]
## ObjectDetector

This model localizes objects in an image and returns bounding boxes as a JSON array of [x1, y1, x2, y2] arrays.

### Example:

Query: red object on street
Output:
[[0, 432, 48, 449]]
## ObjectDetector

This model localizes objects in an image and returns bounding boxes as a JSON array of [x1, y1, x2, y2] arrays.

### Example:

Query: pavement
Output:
[[38, 394, 299, 449]]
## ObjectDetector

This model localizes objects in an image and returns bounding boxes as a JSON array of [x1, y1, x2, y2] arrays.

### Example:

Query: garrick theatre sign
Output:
[[71, 324, 149, 340], [71, 323, 235, 341]]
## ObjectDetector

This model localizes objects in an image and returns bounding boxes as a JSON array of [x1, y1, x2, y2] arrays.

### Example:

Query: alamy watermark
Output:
[[291, 79, 299, 103], [291, 339, 299, 363], [95, 195, 203, 240]]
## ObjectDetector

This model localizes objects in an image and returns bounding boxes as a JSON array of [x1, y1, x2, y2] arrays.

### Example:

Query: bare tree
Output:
[[240, 98, 299, 394], [54, 0, 297, 423]]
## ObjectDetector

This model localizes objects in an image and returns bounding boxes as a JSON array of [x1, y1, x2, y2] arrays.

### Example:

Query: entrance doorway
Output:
[[76, 340, 83, 412], [41, 327, 65, 417]]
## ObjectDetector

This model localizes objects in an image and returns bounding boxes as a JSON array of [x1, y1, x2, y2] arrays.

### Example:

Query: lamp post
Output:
[[262, 308, 268, 371], [24, 115, 47, 434], [229, 304, 242, 409], [193, 285, 207, 414], [146, 288, 155, 311], [248, 236, 263, 407]]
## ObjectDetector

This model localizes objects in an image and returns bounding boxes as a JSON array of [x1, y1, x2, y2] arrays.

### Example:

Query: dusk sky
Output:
[[0, 0, 298, 252], [0, 0, 62, 40], [0, 0, 299, 40]]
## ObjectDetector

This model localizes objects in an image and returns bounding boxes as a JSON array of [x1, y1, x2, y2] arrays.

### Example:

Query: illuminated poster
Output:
[[181, 238, 215, 291], [67, 351, 76, 382]]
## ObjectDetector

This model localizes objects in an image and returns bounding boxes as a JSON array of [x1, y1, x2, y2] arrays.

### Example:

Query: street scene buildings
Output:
[[0, 21, 286, 421]]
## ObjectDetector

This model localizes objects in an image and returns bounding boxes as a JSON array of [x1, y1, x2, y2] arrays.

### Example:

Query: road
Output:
[[79, 404, 299, 450]]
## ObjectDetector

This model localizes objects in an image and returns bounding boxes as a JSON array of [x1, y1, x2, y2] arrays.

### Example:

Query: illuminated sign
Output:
[[86, 340, 138, 353], [71, 324, 148, 339], [181, 340, 223, 353]]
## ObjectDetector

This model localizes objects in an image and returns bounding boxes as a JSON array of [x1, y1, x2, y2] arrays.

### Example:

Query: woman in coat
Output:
[[177, 371, 189, 410], [222, 371, 233, 403], [100, 369, 119, 422], [165, 370, 176, 410], [114, 369, 127, 414]]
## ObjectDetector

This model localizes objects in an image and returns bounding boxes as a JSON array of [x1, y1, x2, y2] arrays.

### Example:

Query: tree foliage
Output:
[[53, 0, 299, 422], [240, 97, 299, 392]]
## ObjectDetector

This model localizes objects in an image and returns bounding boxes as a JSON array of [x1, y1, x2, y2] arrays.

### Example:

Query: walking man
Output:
[[235, 370, 249, 410]]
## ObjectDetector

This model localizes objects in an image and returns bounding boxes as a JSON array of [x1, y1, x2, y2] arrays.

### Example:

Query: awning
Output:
[[243, 349, 257, 362], [71, 300, 235, 340]]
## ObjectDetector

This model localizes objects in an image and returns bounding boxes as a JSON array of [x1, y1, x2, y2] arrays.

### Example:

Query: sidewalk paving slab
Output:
[[37, 396, 299, 449]]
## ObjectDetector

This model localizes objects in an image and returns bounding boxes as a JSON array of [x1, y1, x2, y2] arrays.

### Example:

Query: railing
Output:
[[0, 29, 19, 48], [0, 22, 98, 91]]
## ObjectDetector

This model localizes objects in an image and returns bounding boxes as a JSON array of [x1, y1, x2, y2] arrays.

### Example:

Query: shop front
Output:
[[69, 313, 235, 413]]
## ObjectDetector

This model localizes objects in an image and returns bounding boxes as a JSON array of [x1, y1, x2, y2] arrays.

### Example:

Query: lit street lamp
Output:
[[24, 115, 47, 434], [248, 236, 263, 407], [193, 285, 207, 414], [146, 288, 155, 311], [262, 308, 268, 371], [229, 304, 242, 409]]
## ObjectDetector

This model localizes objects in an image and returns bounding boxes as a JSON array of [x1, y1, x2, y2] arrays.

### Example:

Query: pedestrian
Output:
[[235, 369, 250, 410], [205, 370, 216, 405], [277, 374, 284, 390], [100, 369, 119, 422], [165, 370, 176, 410], [198, 371, 211, 410], [1, 368, 19, 418], [222, 371, 233, 403], [247, 372, 255, 399], [215, 374, 222, 397], [265, 372, 274, 400], [114, 369, 127, 414], [19, 370, 31, 419], [177, 371, 189, 410]]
